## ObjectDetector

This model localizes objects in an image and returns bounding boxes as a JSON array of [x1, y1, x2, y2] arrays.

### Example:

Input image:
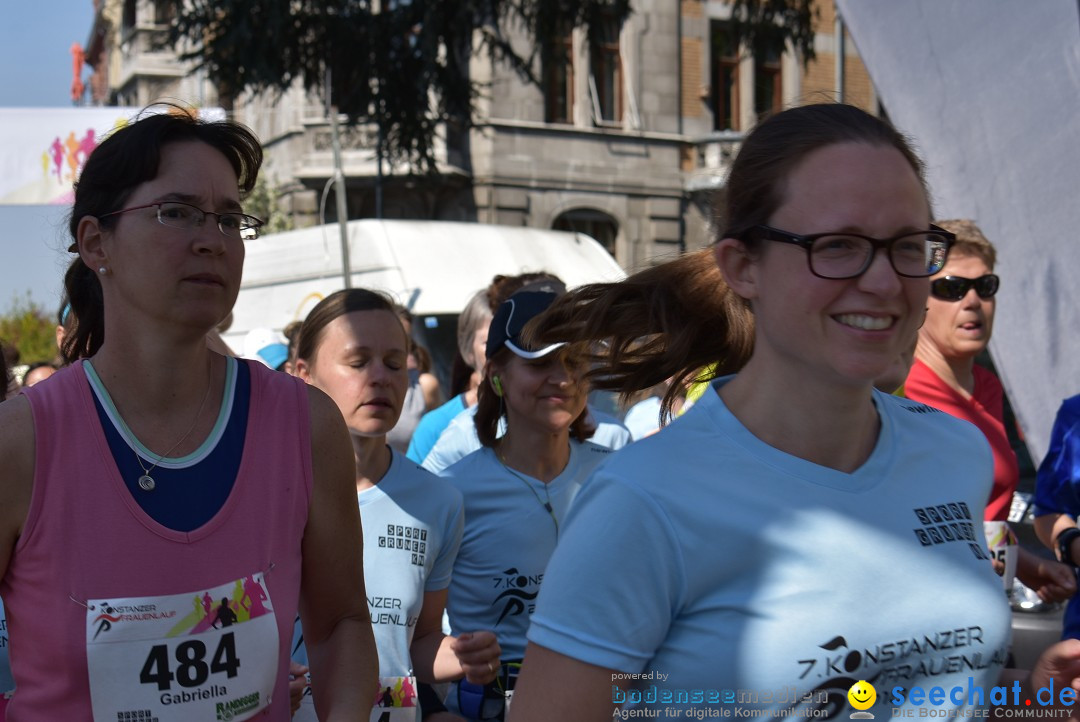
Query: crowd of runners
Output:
[[2, 102, 1080, 722]]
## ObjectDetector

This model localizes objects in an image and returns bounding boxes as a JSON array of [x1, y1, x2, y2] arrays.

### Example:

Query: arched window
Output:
[[553, 209, 618, 260]]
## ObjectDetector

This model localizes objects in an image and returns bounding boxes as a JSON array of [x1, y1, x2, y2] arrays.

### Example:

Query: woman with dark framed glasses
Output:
[[507, 105, 1080, 721], [0, 107, 377, 719], [906, 219, 1075, 603]]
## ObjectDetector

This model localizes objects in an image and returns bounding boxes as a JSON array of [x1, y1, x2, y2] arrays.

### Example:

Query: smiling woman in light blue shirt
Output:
[[506, 103, 1075, 722]]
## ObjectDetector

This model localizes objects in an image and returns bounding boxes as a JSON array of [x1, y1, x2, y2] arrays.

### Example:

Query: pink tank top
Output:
[[1, 360, 312, 721]]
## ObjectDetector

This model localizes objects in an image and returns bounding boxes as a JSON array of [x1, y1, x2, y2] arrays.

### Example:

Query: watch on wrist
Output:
[[1056, 527, 1080, 566]]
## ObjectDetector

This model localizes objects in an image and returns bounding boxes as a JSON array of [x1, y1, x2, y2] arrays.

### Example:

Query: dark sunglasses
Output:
[[930, 274, 1000, 301]]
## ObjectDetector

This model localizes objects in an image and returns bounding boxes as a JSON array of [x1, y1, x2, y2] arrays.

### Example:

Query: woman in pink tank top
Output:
[[0, 106, 377, 721]]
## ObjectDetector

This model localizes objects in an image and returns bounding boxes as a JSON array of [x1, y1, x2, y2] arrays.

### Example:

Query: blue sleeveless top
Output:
[[85, 356, 251, 532]]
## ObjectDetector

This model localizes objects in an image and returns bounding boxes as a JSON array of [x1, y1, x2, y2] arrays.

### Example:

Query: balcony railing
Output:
[[686, 130, 744, 193], [114, 25, 187, 89]]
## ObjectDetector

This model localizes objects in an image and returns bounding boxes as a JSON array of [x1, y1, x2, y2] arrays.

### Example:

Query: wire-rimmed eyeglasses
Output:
[[100, 201, 265, 241], [731, 224, 956, 280]]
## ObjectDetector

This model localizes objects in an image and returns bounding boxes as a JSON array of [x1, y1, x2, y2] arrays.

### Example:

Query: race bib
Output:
[[983, 521, 1018, 590], [296, 675, 419, 722], [87, 573, 279, 722]]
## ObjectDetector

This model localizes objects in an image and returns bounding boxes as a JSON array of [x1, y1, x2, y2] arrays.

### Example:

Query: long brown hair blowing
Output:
[[527, 104, 927, 424], [526, 249, 754, 424]]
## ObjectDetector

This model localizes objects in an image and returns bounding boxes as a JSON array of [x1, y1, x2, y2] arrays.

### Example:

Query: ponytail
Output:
[[525, 249, 755, 423], [60, 257, 105, 363]]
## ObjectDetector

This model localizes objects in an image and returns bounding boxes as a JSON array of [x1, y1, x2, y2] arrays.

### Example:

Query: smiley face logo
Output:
[[848, 680, 876, 711]]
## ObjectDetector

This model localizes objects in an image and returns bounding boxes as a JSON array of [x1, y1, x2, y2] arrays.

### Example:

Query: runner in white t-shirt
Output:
[[291, 289, 501, 722]]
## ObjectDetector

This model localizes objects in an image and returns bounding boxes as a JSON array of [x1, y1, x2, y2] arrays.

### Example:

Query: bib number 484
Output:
[[140, 632, 241, 690]]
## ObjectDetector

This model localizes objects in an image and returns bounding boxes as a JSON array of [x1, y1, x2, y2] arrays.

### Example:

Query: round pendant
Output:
[[138, 474, 156, 492]]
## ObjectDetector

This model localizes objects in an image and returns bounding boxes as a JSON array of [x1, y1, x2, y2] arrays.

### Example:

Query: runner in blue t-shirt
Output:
[[407, 289, 492, 465], [440, 284, 610, 721], [1033, 394, 1080, 638]]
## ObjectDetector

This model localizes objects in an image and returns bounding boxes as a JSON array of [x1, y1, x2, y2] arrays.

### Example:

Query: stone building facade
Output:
[[84, 0, 877, 272]]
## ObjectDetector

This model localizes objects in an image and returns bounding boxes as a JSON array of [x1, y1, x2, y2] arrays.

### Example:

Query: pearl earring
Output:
[[98, 266, 108, 275]]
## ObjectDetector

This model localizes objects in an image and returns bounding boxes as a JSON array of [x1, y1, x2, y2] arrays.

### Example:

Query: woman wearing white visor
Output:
[[439, 283, 612, 721]]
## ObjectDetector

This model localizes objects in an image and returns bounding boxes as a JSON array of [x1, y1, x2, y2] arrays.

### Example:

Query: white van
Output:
[[226, 219, 626, 383]]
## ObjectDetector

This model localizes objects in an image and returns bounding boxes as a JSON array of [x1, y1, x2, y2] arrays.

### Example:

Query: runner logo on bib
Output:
[[295, 675, 419, 722], [86, 573, 279, 722], [372, 676, 419, 721]]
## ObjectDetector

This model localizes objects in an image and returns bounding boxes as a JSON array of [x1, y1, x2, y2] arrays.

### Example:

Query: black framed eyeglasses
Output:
[[733, 224, 956, 280], [100, 201, 265, 241], [930, 274, 1000, 302]]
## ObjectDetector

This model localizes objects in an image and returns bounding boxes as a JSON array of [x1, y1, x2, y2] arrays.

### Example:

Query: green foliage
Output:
[[245, 175, 294, 236], [173, 0, 633, 172], [0, 293, 58, 365], [174, 1, 819, 169], [730, 0, 818, 68]]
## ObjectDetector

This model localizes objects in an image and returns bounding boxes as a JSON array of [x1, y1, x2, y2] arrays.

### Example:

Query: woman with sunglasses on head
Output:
[[0, 108, 377, 720], [440, 282, 612, 721], [508, 105, 1080, 721], [289, 288, 501, 722]]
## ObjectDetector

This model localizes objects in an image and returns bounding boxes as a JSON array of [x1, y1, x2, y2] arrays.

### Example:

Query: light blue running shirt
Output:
[[440, 440, 611, 719], [527, 379, 1011, 717]]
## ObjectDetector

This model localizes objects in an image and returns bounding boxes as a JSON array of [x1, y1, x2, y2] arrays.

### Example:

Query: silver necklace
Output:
[[134, 359, 214, 492], [497, 450, 559, 539]]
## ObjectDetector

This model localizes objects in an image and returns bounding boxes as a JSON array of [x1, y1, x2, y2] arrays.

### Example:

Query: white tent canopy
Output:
[[836, 0, 1080, 461], [227, 219, 625, 349]]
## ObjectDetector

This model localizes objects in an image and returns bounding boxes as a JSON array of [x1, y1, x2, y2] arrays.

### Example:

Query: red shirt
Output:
[[904, 358, 1019, 521]]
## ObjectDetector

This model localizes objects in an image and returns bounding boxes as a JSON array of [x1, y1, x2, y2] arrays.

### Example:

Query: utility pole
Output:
[[373, 0, 384, 220], [375, 110, 384, 220], [326, 68, 352, 289], [835, 12, 846, 104]]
